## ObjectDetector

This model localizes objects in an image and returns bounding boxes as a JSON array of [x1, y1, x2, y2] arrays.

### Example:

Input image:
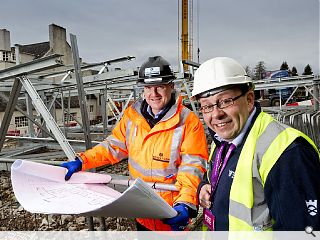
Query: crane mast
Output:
[[181, 0, 194, 72], [181, 0, 189, 71]]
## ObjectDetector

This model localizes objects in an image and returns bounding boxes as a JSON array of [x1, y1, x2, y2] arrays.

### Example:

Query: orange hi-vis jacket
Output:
[[79, 96, 208, 230]]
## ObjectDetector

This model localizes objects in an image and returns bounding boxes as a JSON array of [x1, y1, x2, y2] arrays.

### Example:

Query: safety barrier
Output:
[[263, 106, 320, 149]]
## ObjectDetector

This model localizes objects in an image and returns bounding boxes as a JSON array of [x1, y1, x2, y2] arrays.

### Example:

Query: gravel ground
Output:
[[0, 161, 136, 231]]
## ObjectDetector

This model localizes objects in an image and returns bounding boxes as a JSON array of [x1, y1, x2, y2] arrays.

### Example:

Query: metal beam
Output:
[[0, 79, 22, 151], [313, 82, 319, 111], [182, 78, 198, 115], [0, 54, 63, 81], [70, 34, 93, 150], [101, 89, 108, 138], [25, 93, 35, 137], [38, 56, 135, 79], [19, 75, 76, 160], [182, 59, 200, 68], [17, 70, 136, 93], [254, 76, 319, 90], [0, 92, 55, 138]]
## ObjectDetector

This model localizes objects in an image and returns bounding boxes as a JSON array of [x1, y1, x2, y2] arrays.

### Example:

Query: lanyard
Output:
[[210, 142, 235, 197]]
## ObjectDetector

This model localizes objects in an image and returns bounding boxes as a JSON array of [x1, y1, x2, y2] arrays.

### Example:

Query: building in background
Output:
[[0, 24, 99, 136]]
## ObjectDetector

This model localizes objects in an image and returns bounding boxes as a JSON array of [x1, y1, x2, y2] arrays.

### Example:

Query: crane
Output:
[[181, 0, 189, 71], [181, 0, 196, 72]]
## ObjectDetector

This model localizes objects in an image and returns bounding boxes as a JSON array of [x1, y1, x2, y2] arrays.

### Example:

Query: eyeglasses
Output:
[[144, 85, 167, 93], [199, 92, 246, 114]]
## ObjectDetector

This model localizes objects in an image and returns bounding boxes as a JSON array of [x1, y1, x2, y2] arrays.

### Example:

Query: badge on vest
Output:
[[306, 200, 318, 216], [203, 209, 215, 231]]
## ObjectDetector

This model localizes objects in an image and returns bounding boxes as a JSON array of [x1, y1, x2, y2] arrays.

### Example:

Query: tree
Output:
[[253, 61, 266, 80], [302, 64, 313, 75], [291, 66, 298, 76], [245, 65, 253, 79], [280, 61, 289, 70]]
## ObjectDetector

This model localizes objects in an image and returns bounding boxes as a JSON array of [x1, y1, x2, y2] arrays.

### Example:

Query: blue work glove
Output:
[[163, 203, 189, 231], [60, 158, 82, 181]]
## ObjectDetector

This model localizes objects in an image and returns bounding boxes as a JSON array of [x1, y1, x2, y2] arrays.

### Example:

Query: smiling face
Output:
[[143, 83, 174, 115], [199, 87, 255, 141]]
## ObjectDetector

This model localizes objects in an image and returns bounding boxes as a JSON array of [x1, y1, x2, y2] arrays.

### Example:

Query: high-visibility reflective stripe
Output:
[[181, 154, 206, 179], [132, 99, 143, 114], [255, 121, 288, 166], [170, 125, 183, 167], [104, 135, 127, 150], [182, 154, 207, 167], [255, 121, 288, 185], [229, 200, 253, 226], [125, 120, 132, 148], [161, 99, 181, 122], [230, 180, 270, 229], [128, 157, 204, 182], [132, 125, 137, 143], [169, 107, 190, 166], [179, 165, 203, 179], [128, 157, 177, 177], [252, 121, 288, 183], [229, 199, 271, 230], [180, 107, 191, 122], [99, 141, 127, 161]]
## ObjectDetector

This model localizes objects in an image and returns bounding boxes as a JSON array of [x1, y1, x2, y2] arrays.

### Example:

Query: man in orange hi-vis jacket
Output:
[[61, 56, 208, 231]]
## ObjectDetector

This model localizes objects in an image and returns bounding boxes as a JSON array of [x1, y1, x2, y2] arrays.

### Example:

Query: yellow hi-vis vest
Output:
[[209, 112, 319, 231]]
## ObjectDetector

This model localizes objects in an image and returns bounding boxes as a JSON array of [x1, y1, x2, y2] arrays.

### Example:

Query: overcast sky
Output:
[[2, 0, 319, 75]]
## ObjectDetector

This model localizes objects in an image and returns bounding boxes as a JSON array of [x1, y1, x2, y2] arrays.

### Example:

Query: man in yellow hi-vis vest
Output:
[[61, 56, 208, 231], [193, 57, 320, 231]]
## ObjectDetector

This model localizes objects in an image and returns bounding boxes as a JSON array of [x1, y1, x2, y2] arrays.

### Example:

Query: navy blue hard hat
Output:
[[138, 56, 175, 86]]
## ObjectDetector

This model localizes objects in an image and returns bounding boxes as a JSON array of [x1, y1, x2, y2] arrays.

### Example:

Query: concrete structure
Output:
[[0, 29, 16, 69], [0, 24, 73, 69]]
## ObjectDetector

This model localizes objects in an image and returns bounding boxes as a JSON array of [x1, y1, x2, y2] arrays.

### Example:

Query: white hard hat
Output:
[[191, 57, 252, 99]]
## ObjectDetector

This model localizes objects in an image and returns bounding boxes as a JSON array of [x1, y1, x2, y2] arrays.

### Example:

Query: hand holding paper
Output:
[[11, 160, 177, 218], [60, 158, 82, 181]]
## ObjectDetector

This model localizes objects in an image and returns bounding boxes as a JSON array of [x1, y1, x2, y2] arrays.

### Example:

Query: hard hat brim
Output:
[[190, 86, 230, 100], [191, 83, 254, 100], [137, 78, 174, 87]]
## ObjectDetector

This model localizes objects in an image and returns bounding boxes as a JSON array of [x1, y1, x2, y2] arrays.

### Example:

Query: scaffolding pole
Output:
[[70, 33, 102, 231]]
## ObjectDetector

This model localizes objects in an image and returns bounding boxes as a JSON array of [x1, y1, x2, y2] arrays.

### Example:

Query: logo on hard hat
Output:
[[145, 67, 160, 77]]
